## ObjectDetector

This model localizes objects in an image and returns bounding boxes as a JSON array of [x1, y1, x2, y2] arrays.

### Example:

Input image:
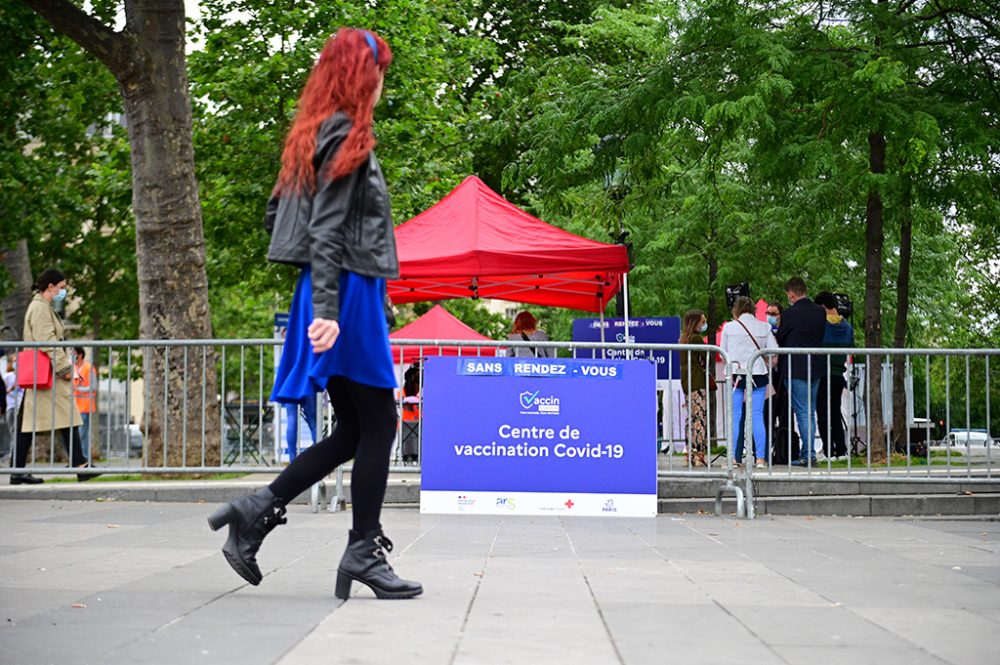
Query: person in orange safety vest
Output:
[[73, 346, 96, 461]]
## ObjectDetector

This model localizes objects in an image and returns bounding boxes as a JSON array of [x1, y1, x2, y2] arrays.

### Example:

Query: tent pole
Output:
[[599, 309, 606, 359], [622, 273, 631, 358]]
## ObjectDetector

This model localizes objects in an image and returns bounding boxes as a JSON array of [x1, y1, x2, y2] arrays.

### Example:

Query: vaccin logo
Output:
[[518, 390, 560, 415]]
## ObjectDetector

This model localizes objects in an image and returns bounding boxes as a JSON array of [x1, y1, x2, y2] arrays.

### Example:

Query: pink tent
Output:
[[389, 176, 630, 313], [389, 304, 498, 365], [755, 298, 769, 321]]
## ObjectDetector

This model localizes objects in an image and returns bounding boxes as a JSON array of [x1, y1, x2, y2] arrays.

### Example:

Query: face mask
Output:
[[767, 315, 778, 327], [53, 288, 67, 303], [697, 323, 708, 333]]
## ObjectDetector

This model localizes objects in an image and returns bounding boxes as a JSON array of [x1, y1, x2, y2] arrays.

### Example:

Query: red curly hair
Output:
[[275, 28, 392, 194]]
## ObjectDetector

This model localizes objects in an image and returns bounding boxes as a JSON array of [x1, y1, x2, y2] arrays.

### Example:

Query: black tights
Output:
[[269, 376, 397, 533]]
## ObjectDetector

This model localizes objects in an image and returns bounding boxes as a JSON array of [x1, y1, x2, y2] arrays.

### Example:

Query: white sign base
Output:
[[420, 490, 656, 517]]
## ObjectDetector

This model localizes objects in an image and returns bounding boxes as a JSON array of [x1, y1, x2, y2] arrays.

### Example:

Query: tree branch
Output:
[[900, 38, 961, 48], [911, 5, 961, 22], [677, 238, 709, 260], [22, 0, 134, 80]]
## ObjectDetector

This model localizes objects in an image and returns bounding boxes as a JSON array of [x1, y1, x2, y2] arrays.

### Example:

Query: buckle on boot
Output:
[[374, 534, 393, 553], [262, 506, 287, 533]]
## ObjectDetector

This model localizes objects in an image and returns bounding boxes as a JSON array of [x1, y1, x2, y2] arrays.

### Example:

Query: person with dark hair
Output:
[[813, 291, 854, 459], [765, 302, 782, 335], [208, 28, 421, 600], [12, 269, 94, 484], [679, 309, 711, 467], [506, 311, 554, 358], [764, 300, 798, 463], [776, 277, 827, 466], [400, 361, 422, 464]]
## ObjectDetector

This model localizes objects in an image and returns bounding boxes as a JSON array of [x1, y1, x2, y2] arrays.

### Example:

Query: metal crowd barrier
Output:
[[2, 339, 282, 475], [2, 338, 745, 513], [739, 347, 1000, 518], [11, 339, 993, 520]]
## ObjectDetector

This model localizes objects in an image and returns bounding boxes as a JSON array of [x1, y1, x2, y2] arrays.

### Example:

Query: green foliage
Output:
[[481, 0, 996, 350], [189, 0, 493, 337], [0, 2, 138, 338], [2, 0, 997, 367]]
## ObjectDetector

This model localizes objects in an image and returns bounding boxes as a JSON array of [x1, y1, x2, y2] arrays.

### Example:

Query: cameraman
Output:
[[814, 292, 854, 460]]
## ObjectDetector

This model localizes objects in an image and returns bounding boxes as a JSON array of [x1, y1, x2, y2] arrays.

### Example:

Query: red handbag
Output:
[[16, 350, 53, 390]]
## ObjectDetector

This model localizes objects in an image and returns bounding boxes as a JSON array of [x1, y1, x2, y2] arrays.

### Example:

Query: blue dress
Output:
[[271, 266, 397, 408]]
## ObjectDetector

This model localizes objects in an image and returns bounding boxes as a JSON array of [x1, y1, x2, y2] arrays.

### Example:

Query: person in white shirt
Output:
[[721, 297, 777, 468], [2, 354, 22, 455]]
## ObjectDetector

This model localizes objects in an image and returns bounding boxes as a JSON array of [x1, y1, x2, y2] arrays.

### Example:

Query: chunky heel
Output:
[[336, 529, 423, 599], [335, 571, 352, 599], [207, 503, 234, 531]]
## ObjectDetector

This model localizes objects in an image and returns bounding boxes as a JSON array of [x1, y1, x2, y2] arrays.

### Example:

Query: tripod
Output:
[[848, 365, 866, 455]]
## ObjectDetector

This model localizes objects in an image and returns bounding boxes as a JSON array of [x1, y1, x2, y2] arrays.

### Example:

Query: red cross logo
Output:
[[565, 499, 574, 509]]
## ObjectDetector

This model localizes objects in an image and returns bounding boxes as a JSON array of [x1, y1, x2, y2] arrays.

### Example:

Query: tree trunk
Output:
[[119, 4, 219, 467], [865, 131, 886, 462], [707, 253, 718, 340], [23, 0, 220, 467], [0, 239, 33, 341], [891, 175, 912, 455], [706, 216, 720, 337], [706, 241, 719, 446]]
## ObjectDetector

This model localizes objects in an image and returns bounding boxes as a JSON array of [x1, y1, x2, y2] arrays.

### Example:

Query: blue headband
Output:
[[363, 31, 378, 64]]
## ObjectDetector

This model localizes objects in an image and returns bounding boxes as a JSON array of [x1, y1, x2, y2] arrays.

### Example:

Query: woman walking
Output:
[[208, 28, 421, 599], [720, 296, 777, 468], [11, 268, 93, 484], [678, 309, 711, 467]]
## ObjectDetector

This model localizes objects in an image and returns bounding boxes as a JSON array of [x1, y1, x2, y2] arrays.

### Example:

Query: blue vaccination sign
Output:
[[419, 356, 657, 517], [571, 317, 681, 381]]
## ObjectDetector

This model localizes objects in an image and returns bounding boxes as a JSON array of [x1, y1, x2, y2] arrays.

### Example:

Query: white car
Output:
[[944, 430, 996, 447], [126, 423, 144, 457]]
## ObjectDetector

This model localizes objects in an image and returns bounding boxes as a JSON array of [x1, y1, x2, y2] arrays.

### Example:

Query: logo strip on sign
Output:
[[420, 490, 657, 518]]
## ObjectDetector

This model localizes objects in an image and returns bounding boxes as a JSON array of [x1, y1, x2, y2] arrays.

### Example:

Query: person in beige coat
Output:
[[11, 268, 94, 484]]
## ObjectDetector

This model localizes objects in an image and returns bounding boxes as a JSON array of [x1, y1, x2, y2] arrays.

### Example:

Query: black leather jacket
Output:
[[265, 112, 399, 321]]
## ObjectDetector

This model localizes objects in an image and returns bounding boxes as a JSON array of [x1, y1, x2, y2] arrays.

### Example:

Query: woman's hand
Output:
[[308, 318, 340, 353]]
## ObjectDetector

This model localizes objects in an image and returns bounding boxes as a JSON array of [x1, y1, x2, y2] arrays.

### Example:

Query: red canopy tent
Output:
[[388, 176, 630, 313], [389, 304, 498, 365]]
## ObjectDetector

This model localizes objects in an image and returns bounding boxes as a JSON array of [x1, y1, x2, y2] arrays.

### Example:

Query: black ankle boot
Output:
[[335, 529, 423, 600], [207, 487, 287, 586]]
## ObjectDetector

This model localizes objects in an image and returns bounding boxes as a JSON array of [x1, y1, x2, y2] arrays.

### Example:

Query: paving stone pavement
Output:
[[0, 500, 997, 665]]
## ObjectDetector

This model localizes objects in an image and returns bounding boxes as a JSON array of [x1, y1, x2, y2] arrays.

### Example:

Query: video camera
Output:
[[724, 282, 750, 310], [832, 293, 853, 318]]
